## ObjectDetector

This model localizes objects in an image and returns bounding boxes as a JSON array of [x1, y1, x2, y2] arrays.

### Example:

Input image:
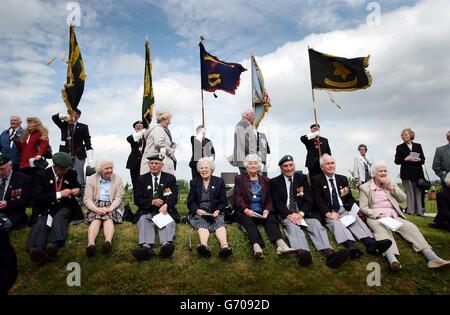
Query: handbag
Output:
[[417, 166, 432, 191]]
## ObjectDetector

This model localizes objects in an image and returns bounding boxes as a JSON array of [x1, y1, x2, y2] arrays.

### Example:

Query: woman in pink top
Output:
[[359, 161, 449, 270]]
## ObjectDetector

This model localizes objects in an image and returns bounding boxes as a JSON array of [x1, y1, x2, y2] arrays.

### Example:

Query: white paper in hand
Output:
[[350, 203, 360, 217], [299, 218, 308, 227], [46, 215, 53, 228], [378, 217, 403, 231], [252, 212, 265, 219], [151, 213, 174, 229], [340, 215, 356, 227]]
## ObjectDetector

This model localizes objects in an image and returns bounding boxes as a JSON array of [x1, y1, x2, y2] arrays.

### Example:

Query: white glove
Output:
[[195, 127, 206, 142], [132, 129, 146, 142], [29, 158, 36, 167], [306, 130, 320, 140], [86, 149, 95, 168], [160, 147, 167, 157], [58, 113, 69, 121]]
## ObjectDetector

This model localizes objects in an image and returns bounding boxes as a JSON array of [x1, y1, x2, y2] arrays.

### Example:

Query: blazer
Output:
[[359, 180, 407, 220], [233, 173, 272, 213], [52, 114, 92, 159], [300, 135, 331, 168], [134, 171, 180, 222], [188, 136, 215, 169], [228, 119, 257, 168], [436, 187, 450, 220], [394, 142, 425, 180], [0, 170, 31, 228], [15, 131, 49, 169], [140, 124, 176, 175], [187, 176, 227, 216], [83, 173, 124, 213], [269, 173, 314, 218], [353, 154, 373, 183], [432, 144, 450, 183], [0, 127, 24, 165], [311, 173, 356, 218], [126, 134, 145, 170], [30, 168, 82, 222]]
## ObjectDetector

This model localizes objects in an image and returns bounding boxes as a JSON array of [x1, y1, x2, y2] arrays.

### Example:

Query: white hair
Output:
[[445, 172, 450, 187], [156, 110, 172, 123], [244, 153, 262, 169], [371, 160, 388, 177], [196, 157, 215, 173], [96, 158, 114, 175], [241, 108, 255, 118], [10, 115, 22, 123], [319, 153, 334, 168]]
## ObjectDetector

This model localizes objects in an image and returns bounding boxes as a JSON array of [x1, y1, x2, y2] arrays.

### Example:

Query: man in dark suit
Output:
[[126, 121, 146, 199], [430, 173, 450, 232], [0, 230, 17, 295], [432, 130, 450, 188], [132, 154, 179, 260], [300, 123, 331, 178], [26, 152, 83, 265], [270, 155, 348, 268], [0, 154, 32, 230], [311, 154, 391, 259], [52, 108, 93, 189], [189, 125, 215, 179], [0, 115, 24, 171]]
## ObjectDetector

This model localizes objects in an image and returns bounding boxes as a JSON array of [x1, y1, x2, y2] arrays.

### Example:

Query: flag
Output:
[[142, 37, 155, 129], [251, 55, 271, 129], [308, 48, 372, 91], [61, 26, 85, 117], [200, 42, 246, 95]]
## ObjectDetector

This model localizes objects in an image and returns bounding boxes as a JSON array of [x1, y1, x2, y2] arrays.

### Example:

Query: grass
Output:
[[8, 193, 450, 295]]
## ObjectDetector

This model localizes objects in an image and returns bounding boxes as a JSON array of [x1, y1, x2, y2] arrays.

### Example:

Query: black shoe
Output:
[[197, 244, 212, 257], [218, 246, 232, 259], [349, 247, 364, 259], [326, 249, 349, 268], [159, 242, 175, 258], [132, 247, 155, 261], [429, 222, 450, 232], [86, 245, 96, 257], [102, 241, 112, 255], [29, 248, 46, 266], [296, 250, 313, 266], [45, 243, 58, 260], [367, 239, 392, 256], [70, 219, 84, 225]]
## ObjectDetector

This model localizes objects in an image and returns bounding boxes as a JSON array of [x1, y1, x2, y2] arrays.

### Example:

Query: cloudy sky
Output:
[[0, 0, 448, 184]]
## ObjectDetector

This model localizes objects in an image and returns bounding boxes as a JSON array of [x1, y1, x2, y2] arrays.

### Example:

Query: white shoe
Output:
[[276, 246, 295, 255], [253, 243, 263, 259], [427, 258, 450, 269]]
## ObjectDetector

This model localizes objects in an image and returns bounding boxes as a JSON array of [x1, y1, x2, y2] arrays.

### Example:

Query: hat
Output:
[[0, 154, 11, 166], [133, 120, 144, 128], [278, 155, 294, 166], [310, 123, 320, 129], [147, 154, 164, 161], [74, 108, 81, 115], [52, 152, 73, 168]]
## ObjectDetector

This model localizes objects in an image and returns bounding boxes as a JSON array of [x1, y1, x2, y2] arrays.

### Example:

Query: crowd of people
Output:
[[0, 109, 449, 295]]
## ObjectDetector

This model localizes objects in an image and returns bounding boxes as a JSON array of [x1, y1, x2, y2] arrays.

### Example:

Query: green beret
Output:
[[147, 153, 164, 161], [0, 154, 11, 166], [278, 155, 294, 166], [52, 152, 73, 167]]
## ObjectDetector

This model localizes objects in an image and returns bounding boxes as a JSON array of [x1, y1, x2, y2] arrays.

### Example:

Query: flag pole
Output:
[[308, 47, 322, 157], [200, 35, 205, 127]]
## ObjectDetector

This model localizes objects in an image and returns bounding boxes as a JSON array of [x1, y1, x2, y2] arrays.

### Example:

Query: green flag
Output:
[[142, 37, 155, 129]]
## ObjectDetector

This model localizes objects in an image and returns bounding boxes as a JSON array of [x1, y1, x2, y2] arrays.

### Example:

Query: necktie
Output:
[[329, 178, 340, 211], [153, 176, 159, 197], [0, 178, 7, 200], [288, 177, 298, 213]]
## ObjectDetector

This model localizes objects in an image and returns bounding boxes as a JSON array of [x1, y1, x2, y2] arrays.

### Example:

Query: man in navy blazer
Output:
[[311, 154, 391, 259], [0, 154, 31, 231], [270, 155, 348, 268], [300, 124, 331, 178]]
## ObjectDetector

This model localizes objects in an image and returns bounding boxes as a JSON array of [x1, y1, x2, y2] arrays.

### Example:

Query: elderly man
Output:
[[0, 116, 24, 171], [430, 173, 450, 232], [0, 154, 32, 231], [300, 123, 331, 178], [270, 155, 348, 268], [228, 108, 258, 175], [133, 154, 179, 260], [126, 120, 146, 199], [432, 130, 450, 188], [311, 154, 392, 259], [26, 152, 83, 265]]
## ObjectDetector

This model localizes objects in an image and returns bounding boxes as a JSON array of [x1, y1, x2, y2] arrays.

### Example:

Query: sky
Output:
[[0, 0, 448, 185]]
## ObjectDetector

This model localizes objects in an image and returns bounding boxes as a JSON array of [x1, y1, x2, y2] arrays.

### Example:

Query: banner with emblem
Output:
[[200, 42, 246, 95], [142, 36, 155, 129], [61, 25, 85, 119], [308, 48, 372, 91], [251, 55, 271, 129]]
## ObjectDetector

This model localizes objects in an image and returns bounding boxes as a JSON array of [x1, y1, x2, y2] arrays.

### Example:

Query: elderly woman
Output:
[[353, 144, 372, 186], [140, 110, 176, 176], [359, 161, 450, 270], [394, 128, 425, 215], [187, 157, 232, 258], [15, 117, 49, 176], [83, 158, 124, 257], [233, 154, 293, 258]]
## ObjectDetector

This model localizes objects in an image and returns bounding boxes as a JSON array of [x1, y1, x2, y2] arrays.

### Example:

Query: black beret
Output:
[[133, 120, 144, 128], [278, 155, 294, 166], [74, 108, 81, 115], [52, 152, 73, 167], [0, 154, 11, 166], [310, 123, 320, 129], [147, 154, 164, 161]]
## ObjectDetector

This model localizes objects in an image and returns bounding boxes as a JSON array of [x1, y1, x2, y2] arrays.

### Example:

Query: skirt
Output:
[[85, 200, 123, 224], [190, 213, 225, 232]]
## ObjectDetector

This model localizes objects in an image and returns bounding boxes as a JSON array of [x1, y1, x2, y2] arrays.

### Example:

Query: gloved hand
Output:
[[195, 127, 206, 142], [86, 149, 95, 168], [306, 130, 320, 140], [132, 129, 146, 142], [58, 113, 69, 121], [160, 147, 167, 158]]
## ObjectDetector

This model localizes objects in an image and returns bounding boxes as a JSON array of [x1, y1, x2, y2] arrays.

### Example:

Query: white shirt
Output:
[[52, 167, 63, 200], [326, 175, 343, 207]]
